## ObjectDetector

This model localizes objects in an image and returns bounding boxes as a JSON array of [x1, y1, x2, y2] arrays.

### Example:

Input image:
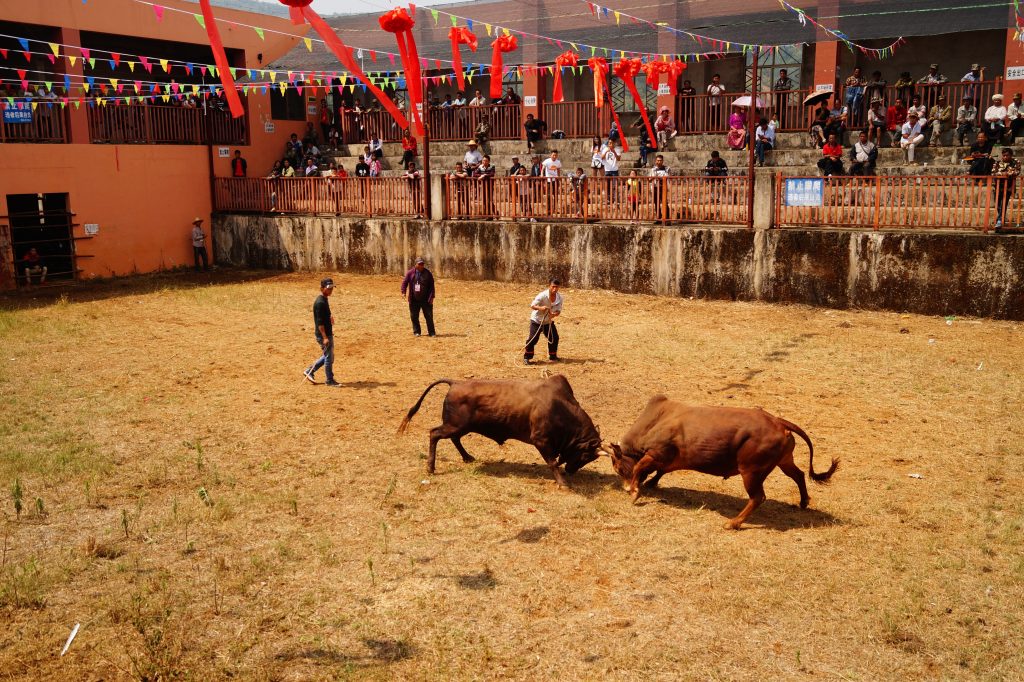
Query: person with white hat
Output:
[[983, 93, 1009, 143], [900, 112, 926, 165], [463, 140, 482, 173], [190, 217, 208, 272]]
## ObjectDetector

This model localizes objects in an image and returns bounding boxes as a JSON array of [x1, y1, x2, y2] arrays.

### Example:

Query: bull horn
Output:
[[596, 440, 615, 457]]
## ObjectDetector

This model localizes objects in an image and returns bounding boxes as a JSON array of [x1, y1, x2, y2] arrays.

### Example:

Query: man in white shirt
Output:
[[907, 95, 927, 125], [1008, 92, 1024, 142], [707, 74, 725, 122], [900, 112, 926, 164], [983, 93, 1009, 143], [649, 154, 670, 220], [600, 141, 621, 177], [541, 150, 562, 214], [848, 131, 877, 176], [469, 90, 486, 106], [452, 91, 467, 106], [463, 140, 483, 173], [191, 217, 208, 271], [524, 278, 563, 364]]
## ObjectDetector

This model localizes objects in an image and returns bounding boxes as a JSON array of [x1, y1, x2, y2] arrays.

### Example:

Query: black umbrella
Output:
[[803, 90, 834, 107]]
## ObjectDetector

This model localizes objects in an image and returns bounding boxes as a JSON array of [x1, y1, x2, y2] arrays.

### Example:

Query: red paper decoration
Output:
[[489, 34, 518, 100], [379, 7, 424, 135], [614, 58, 654, 149], [448, 27, 477, 92], [587, 56, 627, 152], [552, 51, 578, 104], [197, 0, 245, 117]]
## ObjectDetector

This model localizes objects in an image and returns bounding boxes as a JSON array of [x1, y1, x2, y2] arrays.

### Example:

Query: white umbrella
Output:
[[732, 95, 765, 108]]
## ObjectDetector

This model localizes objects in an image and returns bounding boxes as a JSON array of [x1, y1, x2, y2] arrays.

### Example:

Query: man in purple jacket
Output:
[[400, 257, 436, 336]]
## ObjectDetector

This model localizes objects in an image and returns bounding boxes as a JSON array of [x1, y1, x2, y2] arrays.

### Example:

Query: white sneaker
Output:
[[303, 369, 315, 384]]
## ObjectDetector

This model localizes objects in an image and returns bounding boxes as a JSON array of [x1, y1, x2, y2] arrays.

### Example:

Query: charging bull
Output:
[[599, 396, 838, 529], [398, 375, 602, 487]]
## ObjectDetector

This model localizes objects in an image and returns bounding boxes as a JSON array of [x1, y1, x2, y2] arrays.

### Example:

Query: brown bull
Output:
[[600, 396, 838, 529], [397, 375, 602, 487]]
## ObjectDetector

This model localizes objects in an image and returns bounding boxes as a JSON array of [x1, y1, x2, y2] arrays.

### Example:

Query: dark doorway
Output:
[[6, 193, 76, 285]]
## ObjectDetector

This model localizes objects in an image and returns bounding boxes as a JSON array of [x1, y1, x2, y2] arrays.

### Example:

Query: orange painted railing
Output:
[[774, 174, 1008, 232], [214, 177, 426, 217], [444, 175, 749, 225], [426, 103, 521, 141], [1, 102, 69, 143], [340, 109, 405, 144], [837, 78, 1003, 128], [87, 105, 246, 145], [543, 101, 613, 140], [671, 90, 819, 135]]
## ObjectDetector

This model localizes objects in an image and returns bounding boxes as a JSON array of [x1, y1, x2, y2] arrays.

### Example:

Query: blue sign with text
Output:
[[784, 178, 824, 207]]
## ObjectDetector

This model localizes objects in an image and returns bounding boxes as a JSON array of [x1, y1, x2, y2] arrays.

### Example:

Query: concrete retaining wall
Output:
[[213, 214, 1024, 319]]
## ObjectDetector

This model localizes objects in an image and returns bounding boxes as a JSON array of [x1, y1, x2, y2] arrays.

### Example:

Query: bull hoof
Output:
[[622, 482, 632, 493], [630, 492, 641, 505], [723, 520, 742, 531], [461, 454, 476, 463], [426, 466, 436, 475], [799, 498, 810, 509]]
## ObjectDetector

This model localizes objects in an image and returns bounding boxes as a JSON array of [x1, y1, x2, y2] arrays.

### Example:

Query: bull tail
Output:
[[777, 418, 838, 483], [397, 379, 455, 435]]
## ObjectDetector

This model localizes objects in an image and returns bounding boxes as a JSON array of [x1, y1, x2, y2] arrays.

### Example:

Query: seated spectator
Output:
[[865, 71, 887, 104], [825, 96, 849, 141], [327, 126, 340, 152], [361, 145, 374, 165], [654, 106, 676, 149], [320, 162, 335, 178], [267, 160, 282, 178], [900, 112, 926, 165], [304, 141, 321, 159], [768, 113, 779, 132], [440, 94, 454, 109], [928, 96, 952, 147], [20, 248, 46, 286], [368, 155, 383, 177], [400, 129, 418, 167], [281, 159, 296, 177], [849, 131, 878, 176], [754, 117, 774, 167], [302, 121, 319, 147], [303, 157, 319, 177], [810, 107, 829, 148], [354, 158, 371, 177], [983, 94, 1009, 143], [957, 95, 978, 147], [886, 98, 908, 146], [474, 116, 491, 149], [894, 71, 915, 104], [966, 131, 994, 176], [336, 164, 348, 178], [991, 147, 1020, 231], [704, 150, 728, 176], [463, 140, 483, 173], [727, 106, 747, 150], [508, 156, 525, 177], [469, 89, 486, 106], [866, 98, 886, 146], [907, 95, 927, 124], [524, 113, 547, 153], [285, 133, 303, 165], [1009, 93, 1024, 142], [817, 134, 845, 176]]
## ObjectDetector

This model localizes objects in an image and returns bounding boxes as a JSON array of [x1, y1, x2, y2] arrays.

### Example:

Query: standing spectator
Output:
[[452, 91, 467, 106], [474, 115, 491, 150], [928, 96, 952, 146], [469, 89, 486, 106], [368, 155, 383, 178], [900, 112, 926, 165], [992, 147, 1020, 231], [450, 162, 470, 217], [19, 248, 47, 286], [649, 154, 670, 221], [400, 129, 418, 167], [405, 162, 423, 217], [635, 120, 653, 168], [865, 71, 887, 105], [476, 155, 496, 218], [917, 64, 948, 109], [844, 67, 866, 126], [401, 258, 436, 336], [230, 150, 247, 177], [303, 278, 339, 387], [191, 218, 208, 272], [530, 155, 543, 177], [361, 145, 374, 165], [773, 69, 795, 129], [463, 140, 483, 173], [626, 170, 641, 225], [542, 150, 562, 214], [319, 98, 331, 145], [707, 74, 725, 127], [866, 98, 887, 146], [1008, 92, 1024, 142], [679, 79, 697, 132], [569, 167, 586, 217], [502, 87, 521, 105], [354, 157, 370, 177], [848, 131, 878, 176], [369, 135, 384, 160], [601, 139, 622, 177], [524, 113, 547, 154], [956, 95, 978, 147], [886, 98, 908, 144], [961, 64, 985, 105], [267, 160, 282, 178], [810, 106, 829, 148], [983, 93, 1009, 143], [523, 278, 563, 365], [508, 156, 525, 177], [281, 159, 296, 177], [302, 121, 319, 148], [894, 71, 915, 105], [654, 106, 676, 150], [817, 134, 845, 176], [754, 117, 774, 166], [966, 131, 994, 176], [514, 166, 533, 222], [607, 118, 620, 144]]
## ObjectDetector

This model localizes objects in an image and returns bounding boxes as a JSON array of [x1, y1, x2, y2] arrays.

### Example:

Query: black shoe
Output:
[[325, 380, 341, 387], [428, 333, 436, 337], [549, 356, 561, 362], [523, 358, 532, 365]]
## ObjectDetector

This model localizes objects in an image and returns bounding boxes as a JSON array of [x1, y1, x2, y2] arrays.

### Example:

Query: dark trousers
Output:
[[193, 246, 208, 271], [524, 321, 558, 360], [995, 181, 1014, 223], [409, 300, 435, 336]]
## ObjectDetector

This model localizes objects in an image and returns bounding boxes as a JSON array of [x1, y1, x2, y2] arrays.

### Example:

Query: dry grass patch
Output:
[[0, 270, 1021, 680]]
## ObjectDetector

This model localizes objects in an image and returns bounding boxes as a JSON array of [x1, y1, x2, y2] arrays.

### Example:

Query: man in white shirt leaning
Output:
[[524, 278, 563, 365]]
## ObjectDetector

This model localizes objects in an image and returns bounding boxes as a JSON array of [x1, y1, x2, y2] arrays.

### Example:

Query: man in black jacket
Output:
[[304, 278, 339, 386], [400, 258, 436, 336]]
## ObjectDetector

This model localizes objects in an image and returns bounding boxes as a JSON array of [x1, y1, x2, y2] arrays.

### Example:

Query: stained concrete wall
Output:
[[213, 215, 1024, 319]]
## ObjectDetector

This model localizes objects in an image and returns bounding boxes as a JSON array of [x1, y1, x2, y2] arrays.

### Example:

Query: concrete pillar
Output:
[[58, 28, 89, 144], [429, 172, 445, 221], [655, 0, 686, 118], [812, 42, 841, 94], [753, 169, 775, 230], [523, 69, 543, 140]]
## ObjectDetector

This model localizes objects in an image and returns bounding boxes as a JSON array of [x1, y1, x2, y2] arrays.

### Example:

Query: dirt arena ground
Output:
[[0, 270, 1022, 680]]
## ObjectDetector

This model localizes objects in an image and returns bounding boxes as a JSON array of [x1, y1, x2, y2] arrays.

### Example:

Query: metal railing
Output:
[[543, 101, 613, 140], [214, 176, 426, 217], [426, 103, 521, 141], [444, 175, 749, 225], [339, 110, 405, 144], [673, 89, 814, 135], [87, 105, 246, 145], [774, 174, 1010, 232], [1, 102, 69, 143]]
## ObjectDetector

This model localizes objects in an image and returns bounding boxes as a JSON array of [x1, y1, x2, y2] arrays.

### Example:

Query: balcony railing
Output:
[[214, 176, 426, 217], [1, 101, 69, 143], [87, 105, 246, 145]]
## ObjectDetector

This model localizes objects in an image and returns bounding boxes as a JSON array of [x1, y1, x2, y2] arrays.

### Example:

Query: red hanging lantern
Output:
[[197, 0, 245, 117], [489, 34, 518, 100], [614, 58, 654, 149], [552, 51, 578, 104], [379, 7, 424, 135], [588, 56, 627, 152], [448, 27, 477, 92]]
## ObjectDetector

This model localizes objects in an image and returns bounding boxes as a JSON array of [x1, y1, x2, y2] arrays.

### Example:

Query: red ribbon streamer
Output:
[[588, 57, 627, 152], [614, 58, 654, 150], [489, 34, 517, 100], [380, 7, 424, 135], [294, 5, 409, 131], [641, 60, 668, 92], [448, 27, 477, 92], [197, 0, 244, 118], [668, 60, 687, 97], [552, 51, 578, 104]]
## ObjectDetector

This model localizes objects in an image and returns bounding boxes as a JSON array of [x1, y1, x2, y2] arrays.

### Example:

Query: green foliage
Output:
[[11, 479, 23, 520]]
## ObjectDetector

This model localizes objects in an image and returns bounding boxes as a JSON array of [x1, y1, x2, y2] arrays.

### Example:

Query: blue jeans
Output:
[[639, 145, 649, 166], [308, 335, 335, 383], [755, 140, 772, 164], [845, 88, 863, 123]]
